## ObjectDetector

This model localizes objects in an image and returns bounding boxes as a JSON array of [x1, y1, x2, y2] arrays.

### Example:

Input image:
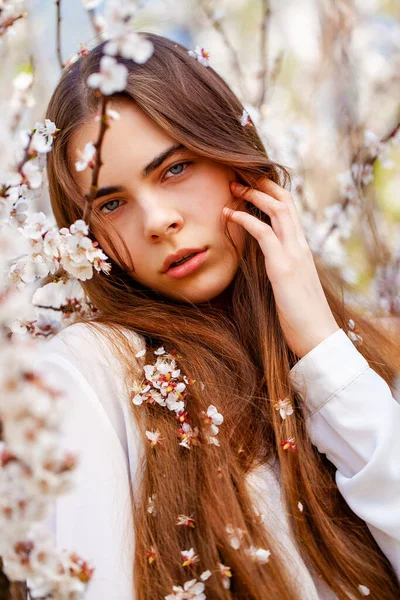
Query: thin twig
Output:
[[321, 119, 400, 247], [0, 10, 27, 37], [56, 0, 64, 70], [255, 0, 271, 109], [82, 94, 110, 224], [199, 1, 249, 100]]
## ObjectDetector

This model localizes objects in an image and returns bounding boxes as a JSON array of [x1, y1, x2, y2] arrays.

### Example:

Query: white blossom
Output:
[[247, 545, 271, 564], [181, 547, 199, 568], [87, 55, 128, 95], [31, 119, 58, 154], [218, 562, 232, 589], [337, 171, 358, 202], [274, 397, 294, 420], [165, 578, 206, 600], [146, 429, 163, 447], [187, 46, 210, 67], [81, 0, 103, 8], [147, 494, 157, 516], [21, 158, 42, 189], [358, 584, 370, 596], [226, 524, 244, 550], [12, 71, 33, 91], [75, 141, 96, 172], [351, 162, 374, 186], [104, 30, 154, 63]]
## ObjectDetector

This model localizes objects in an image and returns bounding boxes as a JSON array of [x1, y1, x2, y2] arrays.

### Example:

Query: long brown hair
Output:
[[44, 33, 400, 599]]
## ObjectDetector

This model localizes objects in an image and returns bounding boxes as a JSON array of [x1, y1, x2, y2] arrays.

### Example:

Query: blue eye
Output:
[[164, 160, 192, 179], [99, 199, 121, 215], [99, 161, 193, 216]]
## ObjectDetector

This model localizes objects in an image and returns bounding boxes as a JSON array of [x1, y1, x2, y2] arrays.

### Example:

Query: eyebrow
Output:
[[93, 143, 187, 201]]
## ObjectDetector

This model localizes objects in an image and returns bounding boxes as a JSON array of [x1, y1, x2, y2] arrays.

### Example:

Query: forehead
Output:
[[69, 98, 178, 194]]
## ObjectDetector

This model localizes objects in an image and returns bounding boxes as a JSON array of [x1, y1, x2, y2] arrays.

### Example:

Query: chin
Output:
[[178, 272, 238, 306]]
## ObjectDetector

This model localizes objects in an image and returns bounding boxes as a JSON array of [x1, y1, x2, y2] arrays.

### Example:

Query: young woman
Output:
[[38, 32, 400, 599]]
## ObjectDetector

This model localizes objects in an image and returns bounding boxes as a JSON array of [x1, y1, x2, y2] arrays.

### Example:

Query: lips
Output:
[[162, 247, 207, 273]]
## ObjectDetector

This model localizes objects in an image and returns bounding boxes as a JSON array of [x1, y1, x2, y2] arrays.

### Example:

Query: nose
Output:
[[143, 204, 184, 241]]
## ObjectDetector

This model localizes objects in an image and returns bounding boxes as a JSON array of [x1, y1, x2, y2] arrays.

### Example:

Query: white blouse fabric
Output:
[[33, 323, 400, 599]]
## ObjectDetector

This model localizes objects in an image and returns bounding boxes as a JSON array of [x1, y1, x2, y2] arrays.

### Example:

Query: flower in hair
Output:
[[240, 108, 254, 128], [32, 119, 59, 153], [201, 404, 224, 446], [218, 562, 232, 589], [178, 421, 199, 449], [147, 494, 157, 516], [201, 405, 223, 430], [146, 546, 157, 565], [165, 577, 208, 600], [358, 584, 370, 596], [347, 319, 363, 346], [131, 346, 188, 413], [226, 524, 245, 550], [274, 397, 294, 420], [177, 514, 196, 528], [181, 548, 200, 568], [280, 437, 297, 452], [247, 546, 271, 564], [146, 429, 164, 448], [187, 46, 210, 67], [131, 346, 208, 450]]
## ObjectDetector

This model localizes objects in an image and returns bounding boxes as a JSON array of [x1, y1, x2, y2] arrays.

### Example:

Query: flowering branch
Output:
[[322, 120, 400, 247], [81, 94, 110, 224], [199, 1, 249, 99]]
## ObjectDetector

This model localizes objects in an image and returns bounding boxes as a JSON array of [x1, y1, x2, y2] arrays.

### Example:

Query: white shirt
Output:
[[34, 323, 400, 599]]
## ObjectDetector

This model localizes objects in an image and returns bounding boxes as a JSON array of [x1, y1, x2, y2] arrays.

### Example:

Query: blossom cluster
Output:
[[165, 570, 211, 600], [161, 522, 271, 597], [0, 335, 94, 597], [131, 346, 224, 450], [334, 129, 400, 218], [8, 212, 111, 287], [1, 119, 57, 227]]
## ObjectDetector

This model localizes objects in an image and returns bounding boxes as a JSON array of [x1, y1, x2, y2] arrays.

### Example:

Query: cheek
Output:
[[94, 224, 136, 269]]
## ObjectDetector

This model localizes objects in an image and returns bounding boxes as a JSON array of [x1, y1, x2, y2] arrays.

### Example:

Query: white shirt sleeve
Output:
[[33, 324, 142, 599], [289, 328, 400, 579]]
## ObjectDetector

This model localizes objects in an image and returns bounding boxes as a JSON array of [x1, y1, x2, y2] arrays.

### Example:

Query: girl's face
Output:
[[70, 98, 245, 304]]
